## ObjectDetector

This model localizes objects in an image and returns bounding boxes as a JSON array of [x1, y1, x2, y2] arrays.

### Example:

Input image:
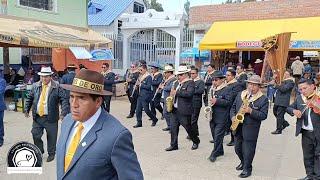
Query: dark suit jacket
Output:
[[127, 71, 140, 96], [230, 92, 269, 141], [103, 72, 115, 92], [211, 86, 232, 124], [56, 111, 143, 180], [193, 79, 205, 108], [25, 80, 69, 123], [138, 75, 153, 100], [274, 79, 294, 107], [287, 95, 320, 138], [237, 73, 248, 91], [204, 72, 213, 89], [174, 80, 195, 116], [151, 73, 163, 94]]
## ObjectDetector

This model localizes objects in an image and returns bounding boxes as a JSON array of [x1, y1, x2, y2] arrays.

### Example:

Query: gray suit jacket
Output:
[[56, 111, 143, 180]]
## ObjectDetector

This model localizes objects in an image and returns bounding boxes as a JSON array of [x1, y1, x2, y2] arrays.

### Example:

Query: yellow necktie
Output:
[[64, 123, 84, 172], [38, 84, 47, 116]]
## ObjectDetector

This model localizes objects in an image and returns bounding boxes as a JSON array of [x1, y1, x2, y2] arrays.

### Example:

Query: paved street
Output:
[[0, 97, 305, 180]]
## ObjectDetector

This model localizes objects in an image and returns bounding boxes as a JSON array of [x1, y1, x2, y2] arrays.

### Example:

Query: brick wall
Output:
[[190, 0, 320, 29]]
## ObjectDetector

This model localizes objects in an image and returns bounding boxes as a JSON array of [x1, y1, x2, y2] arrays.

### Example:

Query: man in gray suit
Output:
[[57, 69, 143, 180]]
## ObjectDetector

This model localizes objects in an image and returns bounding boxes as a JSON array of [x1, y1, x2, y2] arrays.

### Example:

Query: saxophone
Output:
[[230, 92, 251, 133], [166, 80, 177, 113], [204, 86, 214, 120]]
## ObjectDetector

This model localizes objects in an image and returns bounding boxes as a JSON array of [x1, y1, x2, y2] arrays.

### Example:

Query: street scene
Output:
[[0, 0, 319, 180]]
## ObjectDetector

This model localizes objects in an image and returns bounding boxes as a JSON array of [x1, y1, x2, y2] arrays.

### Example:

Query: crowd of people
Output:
[[0, 56, 318, 179]]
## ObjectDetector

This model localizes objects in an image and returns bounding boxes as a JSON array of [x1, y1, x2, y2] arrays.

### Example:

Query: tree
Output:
[[184, 0, 190, 27], [145, 0, 164, 12]]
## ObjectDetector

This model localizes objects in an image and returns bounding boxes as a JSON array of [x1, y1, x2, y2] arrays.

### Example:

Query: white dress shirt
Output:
[[65, 107, 102, 152], [37, 81, 51, 115], [302, 108, 313, 131], [174, 83, 181, 108]]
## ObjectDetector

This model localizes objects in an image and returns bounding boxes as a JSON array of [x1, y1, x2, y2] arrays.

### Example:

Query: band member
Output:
[[101, 63, 115, 113], [165, 65, 200, 151], [149, 63, 163, 118], [133, 64, 158, 128], [208, 71, 231, 162], [159, 65, 176, 131], [203, 64, 215, 106], [225, 69, 243, 146], [25, 66, 69, 162], [190, 67, 205, 139], [271, 70, 294, 135], [230, 75, 269, 178], [125, 63, 140, 118], [236, 64, 248, 91], [287, 79, 320, 180], [60, 64, 77, 113]]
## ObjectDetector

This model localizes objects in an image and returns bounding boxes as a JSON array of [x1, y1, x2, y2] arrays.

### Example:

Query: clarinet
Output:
[[152, 80, 165, 101]]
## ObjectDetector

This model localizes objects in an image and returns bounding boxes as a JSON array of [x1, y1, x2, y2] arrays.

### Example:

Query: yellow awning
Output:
[[0, 15, 111, 48], [199, 16, 320, 51]]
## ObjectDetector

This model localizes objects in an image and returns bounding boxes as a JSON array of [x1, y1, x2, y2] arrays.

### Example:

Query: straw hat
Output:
[[245, 75, 266, 86], [175, 65, 190, 75], [38, 66, 54, 76], [67, 64, 78, 69], [163, 65, 175, 73], [254, 59, 263, 64], [60, 69, 113, 96]]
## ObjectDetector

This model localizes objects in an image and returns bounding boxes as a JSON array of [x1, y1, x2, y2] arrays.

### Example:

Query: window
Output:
[[19, 0, 55, 11], [133, 2, 144, 13]]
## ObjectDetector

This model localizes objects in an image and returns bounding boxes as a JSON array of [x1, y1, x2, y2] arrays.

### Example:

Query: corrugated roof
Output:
[[88, 0, 135, 26]]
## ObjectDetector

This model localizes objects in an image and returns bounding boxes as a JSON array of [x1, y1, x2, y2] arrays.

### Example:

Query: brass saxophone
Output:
[[166, 80, 177, 113], [230, 92, 251, 133], [204, 86, 214, 120]]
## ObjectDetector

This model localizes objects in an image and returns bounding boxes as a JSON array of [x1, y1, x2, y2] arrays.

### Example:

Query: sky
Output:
[[157, 0, 226, 12]]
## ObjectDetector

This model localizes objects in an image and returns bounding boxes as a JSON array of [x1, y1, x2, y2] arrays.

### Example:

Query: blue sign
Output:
[[290, 41, 320, 49], [90, 49, 114, 61]]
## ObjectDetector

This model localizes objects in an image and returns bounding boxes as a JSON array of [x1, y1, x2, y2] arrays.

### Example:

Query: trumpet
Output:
[[230, 92, 251, 134]]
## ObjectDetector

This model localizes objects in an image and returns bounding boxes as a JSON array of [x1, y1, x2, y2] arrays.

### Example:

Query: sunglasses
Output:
[[102, 66, 107, 68], [190, 73, 196, 74]]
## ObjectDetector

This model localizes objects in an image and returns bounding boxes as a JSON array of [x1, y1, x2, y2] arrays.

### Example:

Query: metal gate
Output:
[[129, 29, 176, 66], [102, 33, 123, 69]]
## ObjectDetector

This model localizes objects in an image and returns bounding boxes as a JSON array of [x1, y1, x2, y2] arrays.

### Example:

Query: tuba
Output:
[[230, 92, 251, 134], [204, 86, 214, 120]]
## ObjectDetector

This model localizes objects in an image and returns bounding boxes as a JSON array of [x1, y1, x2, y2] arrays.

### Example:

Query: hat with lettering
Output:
[[60, 69, 113, 96]]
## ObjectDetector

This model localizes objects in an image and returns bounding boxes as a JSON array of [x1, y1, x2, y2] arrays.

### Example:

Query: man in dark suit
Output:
[[230, 75, 269, 178], [287, 79, 320, 180], [58, 69, 143, 180], [225, 69, 243, 146], [165, 65, 200, 151], [0, 70, 6, 147], [190, 67, 205, 139], [236, 64, 248, 91], [159, 65, 176, 131], [125, 63, 140, 118], [271, 70, 295, 135], [60, 64, 77, 113], [25, 66, 69, 162], [203, 64, 215, 106], [101, 63, 115, 113], [133, 64, 158, 128], [208, 71, 232, 162], [149, 63, 163, 119]]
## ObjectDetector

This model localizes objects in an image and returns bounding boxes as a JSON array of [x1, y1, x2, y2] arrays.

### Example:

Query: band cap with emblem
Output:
[[60, 69, 112, 96]]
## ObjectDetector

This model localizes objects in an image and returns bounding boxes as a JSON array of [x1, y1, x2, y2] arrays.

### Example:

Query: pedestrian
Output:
[[0, 69, 6, 147], [159, 64, 176, 131], [286, 78, 320, 180], [271, 71, 294, 135], [125, 63, 140, 118], [60, 64, 77, 113], [165, 65, 200, 151], [133, 64, 158, 128], [24, 66, 69, 162], [208, 71, 231, 162], [291, 56, 304, 84], [189, 66, 205, 139], [230, 75, 269, 178], [253, 59, 263, 76], [57, 69, 143, 180], [101, 63, 115, 113], [149, 62, 163, 119]]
